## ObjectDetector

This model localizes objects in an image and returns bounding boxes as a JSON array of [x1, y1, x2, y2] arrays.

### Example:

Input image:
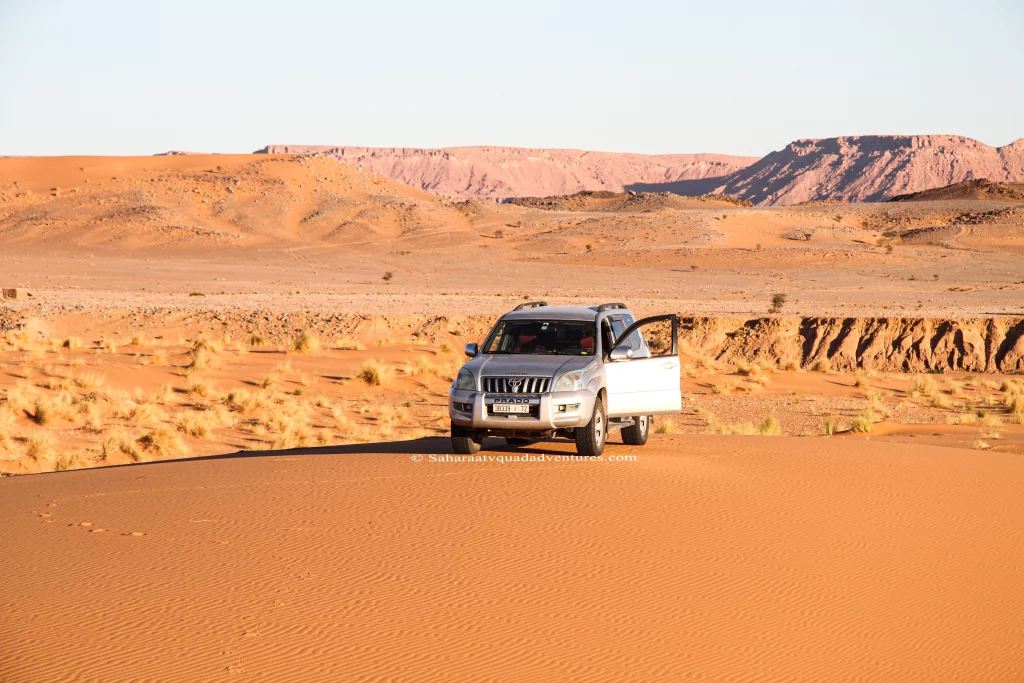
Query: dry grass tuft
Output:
[[654, 418, 677, 434], [74, 371, 105, 390], [187, 378, 214, 398], [334, 336, 365, 351], [358, 360, 391, 386], [290, 329, 320, 354], [758, 415, 782, 436], [62, 337, 83, 350], [849, 409, 876, 433], [811, 358, 832, 373], [138, 427, 186, 458], [25, 432, 56, 461], [175, 411, 218, 439], [53, 451, 85, 471], [822, 416, 840, 436], [101, 429, 143, 462], [909, 376, 937, 399]]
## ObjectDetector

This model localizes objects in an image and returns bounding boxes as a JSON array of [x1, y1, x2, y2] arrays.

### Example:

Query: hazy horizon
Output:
[[1, 0, 1022, 157]]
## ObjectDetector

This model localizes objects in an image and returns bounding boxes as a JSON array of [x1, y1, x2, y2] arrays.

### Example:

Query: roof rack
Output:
[[513, 301, 548, 311], [596, 302, 628, 312]]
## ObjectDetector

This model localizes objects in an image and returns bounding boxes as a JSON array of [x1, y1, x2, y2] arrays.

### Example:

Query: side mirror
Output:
[[609, 345, 633, 361], [464, 342, 479, 358]]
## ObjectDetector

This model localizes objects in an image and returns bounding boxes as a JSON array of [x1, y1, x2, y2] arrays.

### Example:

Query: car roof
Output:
[[502, 306, 631, 322]]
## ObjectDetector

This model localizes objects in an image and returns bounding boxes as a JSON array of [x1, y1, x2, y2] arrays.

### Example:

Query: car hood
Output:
[[465, 354, 596, 379]]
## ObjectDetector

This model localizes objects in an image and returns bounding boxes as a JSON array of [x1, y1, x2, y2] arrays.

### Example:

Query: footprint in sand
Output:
[[121, 531, 146, 537], [90, 528, 106, 533]]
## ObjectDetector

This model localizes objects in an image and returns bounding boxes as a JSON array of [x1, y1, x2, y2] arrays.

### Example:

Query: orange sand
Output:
[[2, 435, 1022, 681]]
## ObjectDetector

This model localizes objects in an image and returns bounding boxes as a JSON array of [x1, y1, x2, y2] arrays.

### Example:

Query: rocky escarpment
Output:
[[681, 135, 1024, 206], [254, 145, 758, 201], [679, 317, 1024, 373]]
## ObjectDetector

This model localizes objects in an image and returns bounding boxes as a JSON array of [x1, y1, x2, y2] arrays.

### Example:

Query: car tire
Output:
[[451, 421, 483, 455], [574, 398, 606, 457], [452, 434, 483, 454], [621, 415, 650, 446]]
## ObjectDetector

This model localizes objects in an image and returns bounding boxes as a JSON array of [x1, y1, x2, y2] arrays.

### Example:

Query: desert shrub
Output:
[[101, 430, 142, 462], [115, 401, 165, 426], [290, 329, 320, 354], [758, 415, 782, 436], [188, 378, 213, 397], [382, 271, 393, 282], [849, 410, 875, 433], [53, 451, 84, 472], [654, 418, 677, 434], [769, 293, 787, 314], [25, 433, 55, 461], [62, 337, 83, 350], [74, 371, 105, 390], [249, 333, 267, 347], [909, 376, 937, 398], [811, 358, 831, 373], [438, 342, 453, 354], [358, 360, 390, 386], [32, 398, 54, 426], [176, 412, 216, 439], [138, 427, 186, 458], [822, 417, 840, 436], [334, 336, 365, 351], [269, 424, 312, 450]]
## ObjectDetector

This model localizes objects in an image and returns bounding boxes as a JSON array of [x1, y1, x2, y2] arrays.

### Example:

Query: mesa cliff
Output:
[[257, 136, 1024, 206]]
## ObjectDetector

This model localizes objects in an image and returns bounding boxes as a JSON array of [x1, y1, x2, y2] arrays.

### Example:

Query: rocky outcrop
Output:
[[254, 145, 758, 201], [256, 136, 1024, 206], [702, 135, 1024, 205], [679, 317, 1024, 373], [889, 178, 1024, 202]]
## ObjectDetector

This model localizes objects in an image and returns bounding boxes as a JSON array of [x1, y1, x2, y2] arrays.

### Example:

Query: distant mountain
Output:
[[257, 136, 1024, 206], [629, 135, 1024, 205], [254, 145, 758, 201]]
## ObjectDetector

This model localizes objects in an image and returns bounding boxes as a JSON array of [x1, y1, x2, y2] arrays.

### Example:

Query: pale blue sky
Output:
[[1, 0, 1022, 157]]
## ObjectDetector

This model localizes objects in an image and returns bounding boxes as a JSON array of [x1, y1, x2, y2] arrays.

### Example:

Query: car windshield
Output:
[[482, 320, 596, 356]]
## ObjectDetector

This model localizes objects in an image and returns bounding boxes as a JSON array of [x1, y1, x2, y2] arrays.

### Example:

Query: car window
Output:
[[613, 315, 646, 350], [482, 320, 597, 356], [609, 318, 626, 345]]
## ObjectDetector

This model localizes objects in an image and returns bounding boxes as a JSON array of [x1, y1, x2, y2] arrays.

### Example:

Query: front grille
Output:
[[483, 376, 550, 394]]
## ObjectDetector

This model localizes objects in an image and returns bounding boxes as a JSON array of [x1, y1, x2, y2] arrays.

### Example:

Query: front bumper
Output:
[[449, 387, 598, 432]]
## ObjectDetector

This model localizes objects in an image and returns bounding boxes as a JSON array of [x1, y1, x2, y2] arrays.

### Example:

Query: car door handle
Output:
[[663, 361, 677, 370]]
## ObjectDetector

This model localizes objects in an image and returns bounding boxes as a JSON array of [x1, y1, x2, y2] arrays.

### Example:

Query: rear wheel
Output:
[[621, 415, 650, 446], [451, 421, 483, 455], [574, 398, 606, 457]]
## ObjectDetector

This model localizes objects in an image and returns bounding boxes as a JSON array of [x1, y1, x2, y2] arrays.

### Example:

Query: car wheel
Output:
[[574, 398, 606, 457], [451, 421, 483, 454], [621, 415, 650, 446]]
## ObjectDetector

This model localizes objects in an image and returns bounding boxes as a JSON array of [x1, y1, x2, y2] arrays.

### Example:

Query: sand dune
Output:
[[2, 435, 1022, 681]]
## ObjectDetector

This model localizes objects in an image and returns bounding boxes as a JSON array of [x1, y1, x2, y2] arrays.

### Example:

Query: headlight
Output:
[[553, 369, 586, 392], [453, 367, 475, 390]]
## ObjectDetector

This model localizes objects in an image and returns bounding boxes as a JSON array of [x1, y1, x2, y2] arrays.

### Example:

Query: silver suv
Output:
[[449, 302, 681, 456]]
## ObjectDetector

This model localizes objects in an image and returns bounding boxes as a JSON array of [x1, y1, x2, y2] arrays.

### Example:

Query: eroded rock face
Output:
[[257, 136, 1024, 206], [255, 145, 759, 200], [679, 316, 1024, 372], [712, 135, 1024, 205]]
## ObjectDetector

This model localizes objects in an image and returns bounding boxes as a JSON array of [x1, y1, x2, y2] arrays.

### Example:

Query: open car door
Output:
[[604, 314, 681, 418]]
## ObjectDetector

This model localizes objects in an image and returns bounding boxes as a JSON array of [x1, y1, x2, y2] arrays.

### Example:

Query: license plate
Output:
[[492, 404, 530, 414]]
